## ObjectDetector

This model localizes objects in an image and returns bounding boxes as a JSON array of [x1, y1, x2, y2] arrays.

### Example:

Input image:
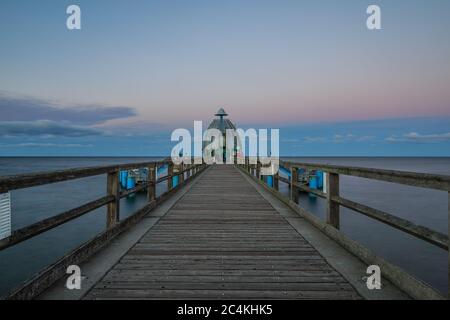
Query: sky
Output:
[[1, 0, 450, 156]]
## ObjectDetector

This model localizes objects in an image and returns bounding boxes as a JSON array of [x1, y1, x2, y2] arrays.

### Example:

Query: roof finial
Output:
[[215, 108, 228, 117]]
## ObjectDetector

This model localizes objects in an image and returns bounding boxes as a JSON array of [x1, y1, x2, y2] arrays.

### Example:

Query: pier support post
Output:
[[327, 172, 340, 229], [106, 171, 120, 228], [147, 165, 156, 202], [290, 167, 299, 204], [168, 163, 174, 191]]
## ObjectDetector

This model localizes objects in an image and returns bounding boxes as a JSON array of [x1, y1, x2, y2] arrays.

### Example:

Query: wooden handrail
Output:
[[332, 195, 448, 250], [273, 176, 447, 249], [0, 160, 205, 253], [280, 160, 450, 191], [0, 160, 171, 193], [255, 158, 449, 250], [0, 195, 114, 251]]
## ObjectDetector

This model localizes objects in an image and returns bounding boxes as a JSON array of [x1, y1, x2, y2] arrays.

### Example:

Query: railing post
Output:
[[274, 170, 279, 191], [186, 164, 191, 179], [106, 171, 120, 228], [179, 164, 185, 184], [448, 191, 449, 299], [256, 162, 261, 180], [147, 165, 156, 202], [290, 167, 299, 204], [327, 172, 340, 229], [168, 162, 174, 191]]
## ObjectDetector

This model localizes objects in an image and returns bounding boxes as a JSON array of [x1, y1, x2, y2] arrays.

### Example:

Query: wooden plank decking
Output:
[[85, 165, 361, 300]]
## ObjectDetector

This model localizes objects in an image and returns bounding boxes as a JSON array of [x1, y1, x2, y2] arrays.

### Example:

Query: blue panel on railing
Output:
[[309, 176, 318, 189], [173, 175, 179, 188], [121, 171, 128, 188], [316, 170, 324, 189], [309, 176, 318, 198], [126, 176, 136, 190], [267, 175, 273, 188]]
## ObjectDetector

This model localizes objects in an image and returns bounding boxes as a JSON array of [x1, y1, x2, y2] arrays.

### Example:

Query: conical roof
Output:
[[215, 108, 228, 117], [207, 108, 236, 134]]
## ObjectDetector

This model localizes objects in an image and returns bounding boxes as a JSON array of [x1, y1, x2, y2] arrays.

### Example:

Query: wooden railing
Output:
[[0, 159, 206, 299], [239, 157, 450, 299]]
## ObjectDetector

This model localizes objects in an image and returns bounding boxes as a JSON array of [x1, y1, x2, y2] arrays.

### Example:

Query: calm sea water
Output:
[[0, 157, 448, 296]]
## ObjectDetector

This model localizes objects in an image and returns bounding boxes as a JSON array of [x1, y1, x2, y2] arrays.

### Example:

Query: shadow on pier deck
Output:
[[38, 165, 406, 300]]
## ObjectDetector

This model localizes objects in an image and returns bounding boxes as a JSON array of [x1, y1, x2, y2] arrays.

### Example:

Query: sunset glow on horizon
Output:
[[1, 0, 450, 155]]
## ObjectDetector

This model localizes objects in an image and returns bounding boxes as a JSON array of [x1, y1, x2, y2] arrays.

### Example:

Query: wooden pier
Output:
[[0, 159, 449, 300], [85, 165, 360, 300]]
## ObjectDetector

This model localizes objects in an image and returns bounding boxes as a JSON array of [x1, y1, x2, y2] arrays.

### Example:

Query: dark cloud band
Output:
[[0, 93, 136, 125], [0, 120, 102, 137]]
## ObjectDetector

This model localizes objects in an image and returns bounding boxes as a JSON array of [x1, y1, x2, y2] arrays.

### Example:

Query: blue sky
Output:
[[1, 0, 450, 156]]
